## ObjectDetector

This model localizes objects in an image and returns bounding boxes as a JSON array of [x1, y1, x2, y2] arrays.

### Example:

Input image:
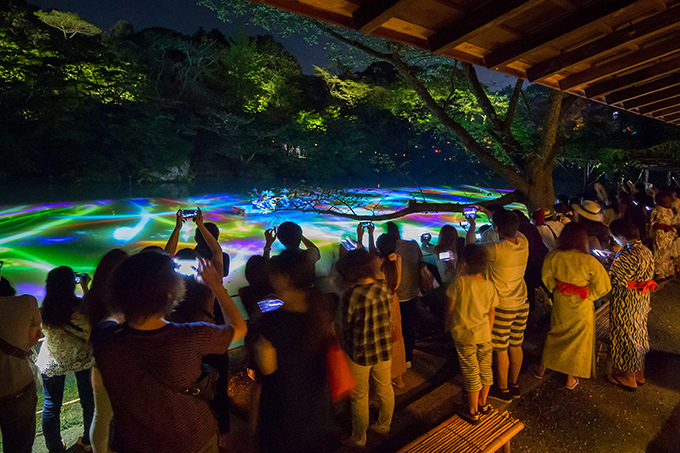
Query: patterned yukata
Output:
[[649, 206, 678, 279], [609, 241, 654, 372]]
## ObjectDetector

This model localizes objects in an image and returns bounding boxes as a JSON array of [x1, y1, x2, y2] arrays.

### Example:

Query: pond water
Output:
[[0, 185, 519, 306]]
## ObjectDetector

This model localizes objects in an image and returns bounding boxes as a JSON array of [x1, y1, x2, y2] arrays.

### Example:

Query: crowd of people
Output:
[[0, 180, 672, 452]]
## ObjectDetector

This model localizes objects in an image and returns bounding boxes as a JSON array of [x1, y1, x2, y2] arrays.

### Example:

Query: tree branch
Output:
[[462, 62, 525, 167], [504, 78, 524, 133], [316, 24, 394, 62], [268, 192, 520, 221], [536, 90, 564, 173], [390, 55, 530, 194]]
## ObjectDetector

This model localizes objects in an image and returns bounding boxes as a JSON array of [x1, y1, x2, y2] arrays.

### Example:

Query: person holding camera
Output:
[[0, 277, 42, 453], [91, 252, 246, 453], [466, 209, 529, 403], [36, 266, 94, 453], [263, 221, 320, 288], [165, 207, 226, 278]]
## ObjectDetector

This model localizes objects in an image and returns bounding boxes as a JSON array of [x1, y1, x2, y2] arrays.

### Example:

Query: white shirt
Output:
[[484, 233, 529, 308]]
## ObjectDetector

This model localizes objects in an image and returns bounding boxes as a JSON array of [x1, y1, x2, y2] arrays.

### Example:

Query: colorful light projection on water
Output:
[[0, 186, 517, 302]]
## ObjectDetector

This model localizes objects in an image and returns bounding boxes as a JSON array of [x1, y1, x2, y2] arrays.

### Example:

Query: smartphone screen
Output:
[[174, 258, 198, 276], [460, 220, 469, 228], [421, 233, 431, 241], [439, 251, 453, 261], [463, 207, 477, 218], [74, 273, 87, 283], [341, 237, 358, 251], [182, 209, 198, 219], [360, 221, 373, 228], [258, 299, 284, 313]]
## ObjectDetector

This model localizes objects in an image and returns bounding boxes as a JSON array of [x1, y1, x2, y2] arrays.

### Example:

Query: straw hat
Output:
[[572, 200, 604, 223]]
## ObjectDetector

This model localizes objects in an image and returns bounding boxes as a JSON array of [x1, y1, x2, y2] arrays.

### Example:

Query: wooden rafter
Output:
[[606, 72, 680, 105], [585, 54, 680, 98], [637, 94, 680, 114], [622, 84, 680, 109], [526, 3, 680, 82], [661, 111, 680, 122], [484, 0, 639, 69], [428, 0, 533, 54], [353, 0, 417, 33], [559, 36, 680, 90], [651, 105, 680, 117]]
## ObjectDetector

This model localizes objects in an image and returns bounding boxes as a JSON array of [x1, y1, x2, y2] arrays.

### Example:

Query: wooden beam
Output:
[[251, 0, 354, 28], [637, 95, 680, 114], [605, 72, 680, 104], [484, 0, 640, 69], [585, 54, 680, 98], [651, 105, 680, 117], [428, 0, 533, 54], [622, 84, 680, 109], [353, 0, 416, 34], [661, 111, 680, 122], [559, 36, 680, 90], [526, 3, 680, 82]]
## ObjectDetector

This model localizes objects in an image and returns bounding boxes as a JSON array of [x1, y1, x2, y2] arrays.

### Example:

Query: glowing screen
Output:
[[0, 186, 517, 303]]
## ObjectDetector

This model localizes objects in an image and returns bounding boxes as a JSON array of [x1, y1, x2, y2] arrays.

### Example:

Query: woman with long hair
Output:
[[532, 223, 611, 389], [82, 249, 128, 453], [375, 233, 407, 388], [434, 225, 458, 285], [36, 266, 94, 452]]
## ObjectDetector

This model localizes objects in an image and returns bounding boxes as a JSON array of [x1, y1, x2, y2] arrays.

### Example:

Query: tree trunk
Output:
[[522, 170, 556, 213]]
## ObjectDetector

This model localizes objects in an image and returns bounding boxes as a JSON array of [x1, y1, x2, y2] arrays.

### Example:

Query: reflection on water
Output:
[[0, 185, 516, 304]]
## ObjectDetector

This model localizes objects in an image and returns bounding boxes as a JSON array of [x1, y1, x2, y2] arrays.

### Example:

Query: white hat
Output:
[[572, 200, 604, 223]]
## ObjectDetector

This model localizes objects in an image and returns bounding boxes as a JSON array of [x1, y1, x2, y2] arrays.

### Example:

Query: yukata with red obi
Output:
[[609, 241, 655, 373], [540, 250, 611, 379]]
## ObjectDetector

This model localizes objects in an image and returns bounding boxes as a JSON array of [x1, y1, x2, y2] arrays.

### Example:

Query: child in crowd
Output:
[[445, 244, 498, 424], [649, 192, 678, 280]]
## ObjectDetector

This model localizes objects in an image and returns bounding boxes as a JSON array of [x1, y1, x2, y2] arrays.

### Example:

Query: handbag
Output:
[[326, 340, 355, 402], [0, 335, 42, 388], [419, 263, 435, 295]]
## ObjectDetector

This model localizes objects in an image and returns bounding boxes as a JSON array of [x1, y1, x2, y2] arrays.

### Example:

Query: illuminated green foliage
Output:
[[34, 10, 101, 39]]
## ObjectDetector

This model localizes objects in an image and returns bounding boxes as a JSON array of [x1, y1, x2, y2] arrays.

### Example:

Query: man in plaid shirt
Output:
[[338, 249, 394, 448]]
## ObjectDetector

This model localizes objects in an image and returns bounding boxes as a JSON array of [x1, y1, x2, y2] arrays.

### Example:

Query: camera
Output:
[[460, 220, 469, 229], [421, 233, 432, 242], [74, 273, 87, 284], [439, 251, 453, 262], [182, 209, 198, 219], [463, 207, 477, 218], [360, 221, 373, 228], [174, 258, 199, 277]]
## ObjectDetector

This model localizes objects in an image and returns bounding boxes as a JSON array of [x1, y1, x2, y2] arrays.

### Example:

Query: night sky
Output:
[[32, 0, 515, 90]]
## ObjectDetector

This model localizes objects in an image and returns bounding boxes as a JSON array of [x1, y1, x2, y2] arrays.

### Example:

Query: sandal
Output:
[[460, 411, 481, 425], [566, 378, 580, 390], [478, 403, 492, 414], [530, 364, 545, 380], [607, 375, 637, 392]]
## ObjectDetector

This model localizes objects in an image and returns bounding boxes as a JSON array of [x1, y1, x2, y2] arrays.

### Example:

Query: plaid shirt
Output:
[[340, 280, 392, 366]]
